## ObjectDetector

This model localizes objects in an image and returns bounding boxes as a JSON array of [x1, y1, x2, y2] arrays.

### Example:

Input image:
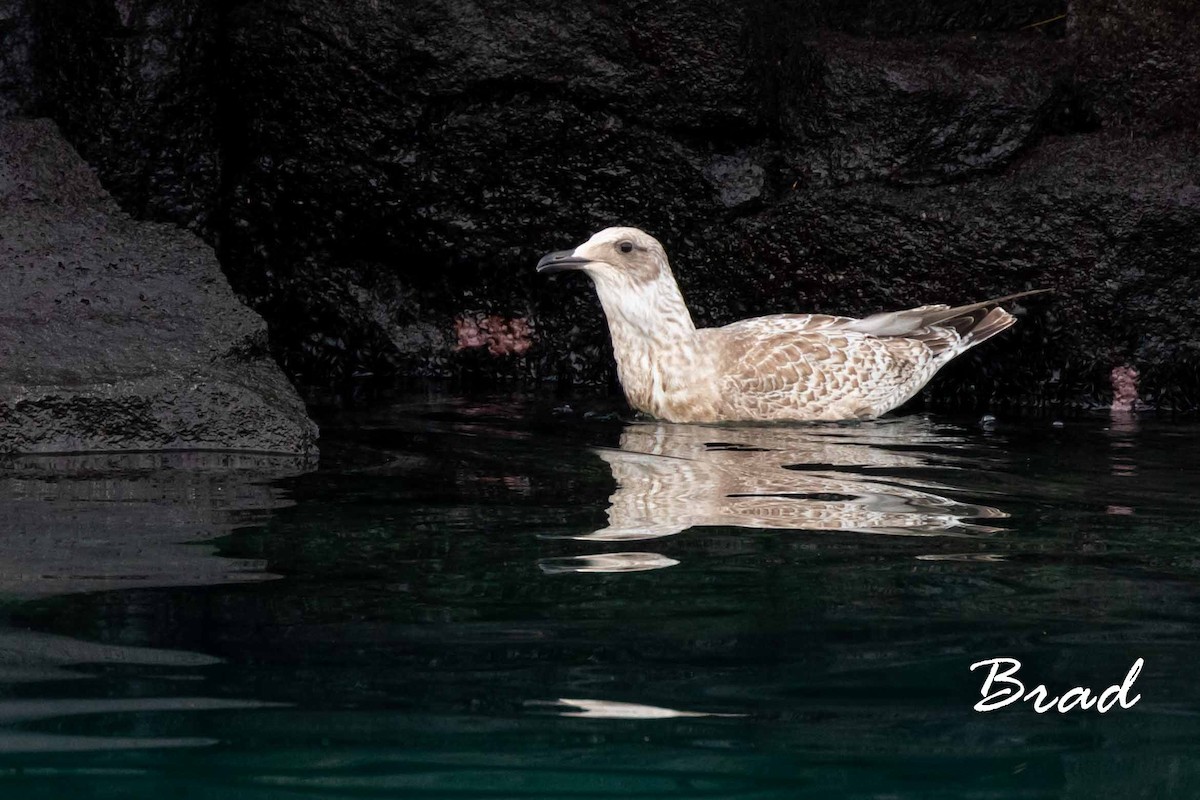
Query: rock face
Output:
[[9, 0, 1200, 410], [0, 119, 318, 454], [0, 0, 36, 118]]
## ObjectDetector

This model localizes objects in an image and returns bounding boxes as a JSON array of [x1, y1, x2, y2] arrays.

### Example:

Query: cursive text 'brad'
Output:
[[969, 657, 1143, 713]]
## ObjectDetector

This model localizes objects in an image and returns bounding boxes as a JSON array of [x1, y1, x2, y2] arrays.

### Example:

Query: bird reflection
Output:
[[526, 698, 743, 719], [538, 552, 680, 574], [577, 417, 1007, 544]]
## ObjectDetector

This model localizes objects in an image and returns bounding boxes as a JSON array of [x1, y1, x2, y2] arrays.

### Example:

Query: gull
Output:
[[537, 227, 1044, 422]]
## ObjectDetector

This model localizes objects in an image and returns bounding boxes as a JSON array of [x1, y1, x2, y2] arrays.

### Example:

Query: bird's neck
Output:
[[591, 268, 713, 419], [591, 270, 697, 353]]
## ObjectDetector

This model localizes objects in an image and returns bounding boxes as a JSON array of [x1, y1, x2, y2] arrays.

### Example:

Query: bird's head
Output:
[[536, 227, 670, 288], [536, 227, 694, 339]]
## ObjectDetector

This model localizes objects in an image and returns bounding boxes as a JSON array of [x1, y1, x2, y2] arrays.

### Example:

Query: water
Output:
[[2, 397, 1199, 798]]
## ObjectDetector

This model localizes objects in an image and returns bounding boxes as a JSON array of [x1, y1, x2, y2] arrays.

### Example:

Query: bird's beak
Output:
[[537, 249, 592, 274]]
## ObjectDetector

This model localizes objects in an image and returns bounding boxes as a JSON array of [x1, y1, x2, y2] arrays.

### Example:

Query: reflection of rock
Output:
[[0, 449, 294, 752], [0, 627, 281, 753], [0, 695, 277, 753], [0, 628, 218, 684], [0, 451, 306, 597], [581, 419, 1006, 541]]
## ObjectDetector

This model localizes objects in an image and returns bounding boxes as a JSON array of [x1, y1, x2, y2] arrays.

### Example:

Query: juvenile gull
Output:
[[538, 227, 1043, 422]]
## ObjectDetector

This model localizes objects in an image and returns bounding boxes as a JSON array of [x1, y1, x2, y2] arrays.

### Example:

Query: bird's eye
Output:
[[618, 241, 634, 254]]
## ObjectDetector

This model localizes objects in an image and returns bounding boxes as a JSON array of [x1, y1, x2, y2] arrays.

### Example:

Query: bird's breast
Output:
[[610, 332, 721, 422]]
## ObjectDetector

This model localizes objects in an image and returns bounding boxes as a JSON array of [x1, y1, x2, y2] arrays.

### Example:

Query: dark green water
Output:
[[2, 397, 1200, 798]]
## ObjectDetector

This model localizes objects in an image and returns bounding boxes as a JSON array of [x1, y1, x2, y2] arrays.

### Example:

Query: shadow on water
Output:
[[3, 400, 1200, 797]]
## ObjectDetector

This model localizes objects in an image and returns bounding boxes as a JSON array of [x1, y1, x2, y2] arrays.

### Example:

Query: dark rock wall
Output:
[[1072, 0, 1200, 133], [30, 0, 224, 233], [0, 0, 36, 117], [8, 0, 1200, 411]]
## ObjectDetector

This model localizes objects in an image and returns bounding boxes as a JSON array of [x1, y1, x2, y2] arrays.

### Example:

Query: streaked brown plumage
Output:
[[537, 227, 1043, 423]]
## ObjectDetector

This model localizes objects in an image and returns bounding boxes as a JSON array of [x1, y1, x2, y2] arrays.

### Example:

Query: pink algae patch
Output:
[[454, 314, 534, 356], [1110, 365, 1139, 413]]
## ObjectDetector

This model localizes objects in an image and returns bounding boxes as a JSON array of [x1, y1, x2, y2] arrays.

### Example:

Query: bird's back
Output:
[[702, 304, 1017, 421]]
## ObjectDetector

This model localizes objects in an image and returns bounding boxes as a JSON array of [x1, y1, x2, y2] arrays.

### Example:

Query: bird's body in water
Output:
[[537, 227, 1043, 423]]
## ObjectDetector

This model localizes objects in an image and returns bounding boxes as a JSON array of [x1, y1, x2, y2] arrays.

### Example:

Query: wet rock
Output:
[[1070, 0, 1200, 133], [705, 154, 766, 208], [757, 0, 1065, 36], [792, 33, 1074, 185], [700, 134, 1200, 410], [13, 0, 1200, 411], [0, 119, 318, 454], [209, 0, 752, 389]]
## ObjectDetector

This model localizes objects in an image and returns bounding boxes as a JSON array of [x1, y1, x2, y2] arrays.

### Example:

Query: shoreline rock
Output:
[[0, 119, 318, 454]]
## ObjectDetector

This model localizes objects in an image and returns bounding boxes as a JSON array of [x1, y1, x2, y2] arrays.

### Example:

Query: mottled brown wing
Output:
[[715, 319, 936, 419]]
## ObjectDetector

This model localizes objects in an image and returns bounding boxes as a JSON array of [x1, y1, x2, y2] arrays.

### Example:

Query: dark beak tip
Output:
[[536, 250, 590, 274]]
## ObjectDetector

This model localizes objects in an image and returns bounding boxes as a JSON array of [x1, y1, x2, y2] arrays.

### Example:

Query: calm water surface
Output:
[[2, 397, 1199, 798]]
